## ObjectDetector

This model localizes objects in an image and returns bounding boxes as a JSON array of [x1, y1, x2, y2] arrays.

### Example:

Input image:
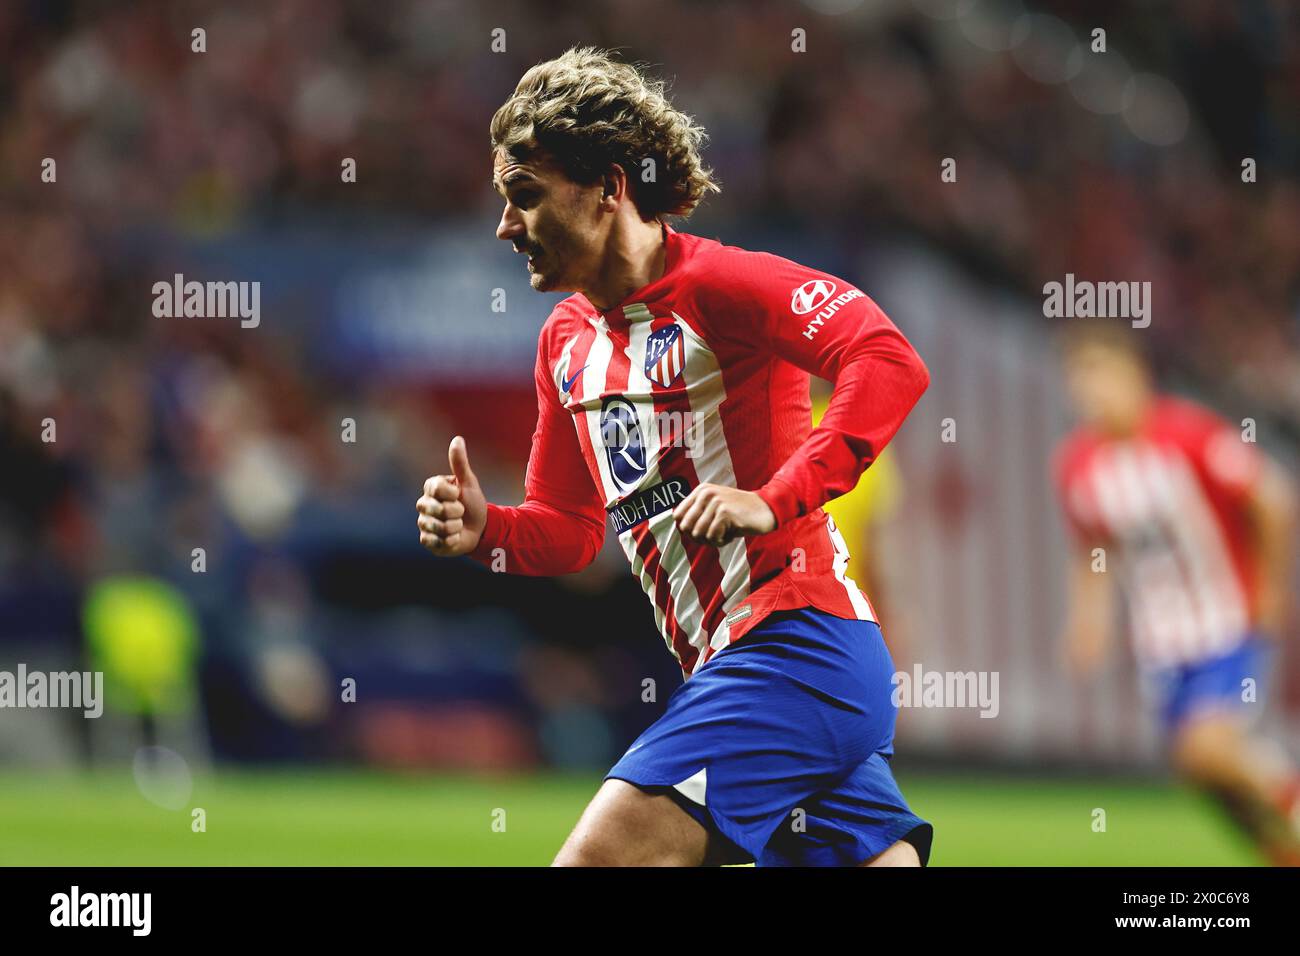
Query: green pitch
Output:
[[0, 769, 1261, 866]]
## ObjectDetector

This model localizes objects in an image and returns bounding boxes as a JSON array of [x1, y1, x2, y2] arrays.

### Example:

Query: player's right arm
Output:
[[1053, 439, 1115, 677], [417, 329, 606, 575], [1062, 544, 1115, 677]]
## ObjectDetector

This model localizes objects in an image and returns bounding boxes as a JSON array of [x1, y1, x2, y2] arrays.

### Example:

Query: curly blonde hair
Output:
[[490, 46, 720, 220]]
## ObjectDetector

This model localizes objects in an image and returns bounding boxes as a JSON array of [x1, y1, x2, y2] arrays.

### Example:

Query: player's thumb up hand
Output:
[[417, 436, 488, 558], [447, 434, 487, 533], [449, 435, 478, 490]]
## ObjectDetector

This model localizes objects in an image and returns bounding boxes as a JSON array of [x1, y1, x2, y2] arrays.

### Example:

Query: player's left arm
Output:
[[1198, 415, 1298, 637], [674, 257, 928, 545], [758, 289, 928, 528], [1244, 459, 1298, 637]]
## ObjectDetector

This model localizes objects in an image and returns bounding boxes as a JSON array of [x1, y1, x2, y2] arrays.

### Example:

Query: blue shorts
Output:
[[605, 607, 933, 866], [1143, 635, 1272, 735]]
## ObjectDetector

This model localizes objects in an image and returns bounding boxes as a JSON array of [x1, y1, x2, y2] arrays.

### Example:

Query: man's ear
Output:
[[600, 164, 625, 206]]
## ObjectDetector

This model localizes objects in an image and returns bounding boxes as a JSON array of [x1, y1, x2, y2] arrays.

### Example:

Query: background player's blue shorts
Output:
[[1142, 634, 1272, 736], [605, 607, 933, 866]]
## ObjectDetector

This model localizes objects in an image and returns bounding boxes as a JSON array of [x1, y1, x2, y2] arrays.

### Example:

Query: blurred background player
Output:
[[1054, 323, 1300, 864]]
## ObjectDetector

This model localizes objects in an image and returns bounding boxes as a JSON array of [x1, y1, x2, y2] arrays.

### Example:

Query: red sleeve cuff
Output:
[[468, 503, 507, 561], [756, 475, 802, 528]]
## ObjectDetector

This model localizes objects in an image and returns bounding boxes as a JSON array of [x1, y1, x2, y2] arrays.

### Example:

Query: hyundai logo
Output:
[[791, 279, 837, 315]]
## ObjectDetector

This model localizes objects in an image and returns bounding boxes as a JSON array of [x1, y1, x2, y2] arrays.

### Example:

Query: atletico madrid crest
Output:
[[645, 323, 686, 387]]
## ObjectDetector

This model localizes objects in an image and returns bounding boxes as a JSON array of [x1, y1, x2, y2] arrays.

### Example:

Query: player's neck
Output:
[[584, 219, 667, 312], [1099, 393, 1154, 438]]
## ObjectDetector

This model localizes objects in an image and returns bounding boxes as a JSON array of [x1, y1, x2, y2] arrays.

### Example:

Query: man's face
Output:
[[1063, 341, 1150, 433], [492, 147, 604, 294]]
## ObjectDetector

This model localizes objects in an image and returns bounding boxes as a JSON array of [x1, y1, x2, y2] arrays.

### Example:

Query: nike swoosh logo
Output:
[[561, 364, 588, 393]]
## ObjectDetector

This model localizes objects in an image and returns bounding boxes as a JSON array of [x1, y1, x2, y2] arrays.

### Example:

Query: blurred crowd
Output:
[[0, 0, 1296, 768]]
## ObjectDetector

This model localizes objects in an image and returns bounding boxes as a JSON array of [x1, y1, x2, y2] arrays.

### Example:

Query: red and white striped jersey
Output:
[[470, 223, 930, 677], [1054, 396, 1264, 667]]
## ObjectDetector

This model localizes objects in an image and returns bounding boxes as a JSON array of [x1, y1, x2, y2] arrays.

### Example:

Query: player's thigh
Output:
[[1170, 710, 1249, 780], [857, 839, 921, 867], [553, 779, 711, 866]]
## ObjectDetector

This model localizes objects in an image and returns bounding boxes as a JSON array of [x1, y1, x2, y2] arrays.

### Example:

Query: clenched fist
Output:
[[673, 483, 777, 546], [417, 435, 488, 557]]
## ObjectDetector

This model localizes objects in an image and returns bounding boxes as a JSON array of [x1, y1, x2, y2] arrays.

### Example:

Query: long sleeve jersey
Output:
[[1054, 395, 1264, 666], [469, 222, 930, 677]]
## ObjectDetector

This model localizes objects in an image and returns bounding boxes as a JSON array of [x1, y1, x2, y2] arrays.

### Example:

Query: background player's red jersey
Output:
[[470, 223, 929, 676], [1054, 395, 1264, 666]]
